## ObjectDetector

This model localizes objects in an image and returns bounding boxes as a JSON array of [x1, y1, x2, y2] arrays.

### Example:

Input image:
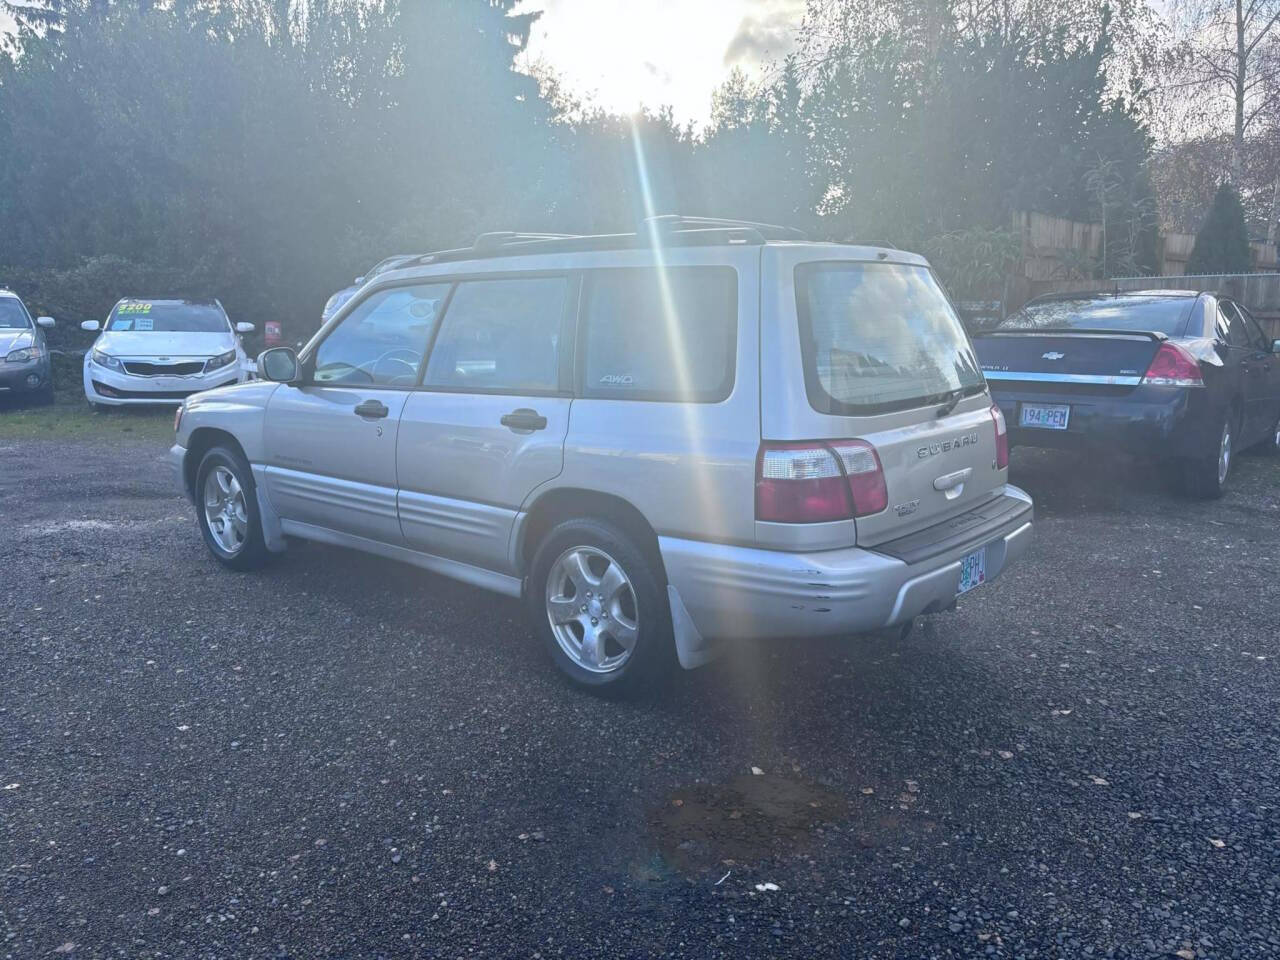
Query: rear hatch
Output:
[[973, 292, 1201, 398], [759, 249, 1006, 549]]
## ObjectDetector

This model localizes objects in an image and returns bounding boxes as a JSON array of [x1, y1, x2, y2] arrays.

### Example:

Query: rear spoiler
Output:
[[973, 328, 1168, 342]]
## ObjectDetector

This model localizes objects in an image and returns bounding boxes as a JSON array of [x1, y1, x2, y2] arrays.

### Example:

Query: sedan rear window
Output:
[[795, 262, 984, 415], [106, 301, 229, 333], [1001, 296, 1195, 336]]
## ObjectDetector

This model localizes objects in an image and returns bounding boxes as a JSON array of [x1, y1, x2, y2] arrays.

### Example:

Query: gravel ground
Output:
[[2, 436, 1278, 959]]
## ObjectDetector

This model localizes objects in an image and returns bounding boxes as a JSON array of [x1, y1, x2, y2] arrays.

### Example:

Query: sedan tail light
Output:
[[1143, 343, 1204, 387], [756, 439, 887, 522], [990, 403, 1009, 469]]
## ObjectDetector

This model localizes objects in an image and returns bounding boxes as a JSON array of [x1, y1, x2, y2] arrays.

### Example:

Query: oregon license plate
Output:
[[957, 547, 987, 595], [1020, 402, 1070, 430]]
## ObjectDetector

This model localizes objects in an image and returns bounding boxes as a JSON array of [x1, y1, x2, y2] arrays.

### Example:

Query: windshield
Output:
[[105, 301, 229, 333], [1001, 296, 1195, 335], [795, 262, 985, 415], [0, 298, 31, 329]]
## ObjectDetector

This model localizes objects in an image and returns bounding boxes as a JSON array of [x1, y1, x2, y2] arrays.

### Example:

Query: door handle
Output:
[[354, 399, 389, 420], [500, 407, 548, 431]]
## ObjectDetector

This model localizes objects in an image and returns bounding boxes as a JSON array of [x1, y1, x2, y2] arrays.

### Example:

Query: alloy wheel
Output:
[[1217, 421, 1232, 486], [545, 546, 639, 674], [203, 465, 248, 555]]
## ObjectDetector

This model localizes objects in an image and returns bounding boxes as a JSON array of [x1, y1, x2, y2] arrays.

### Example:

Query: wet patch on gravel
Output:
[[649, 774, 848, 873]]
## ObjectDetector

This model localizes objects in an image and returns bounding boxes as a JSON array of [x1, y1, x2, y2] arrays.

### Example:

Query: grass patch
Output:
[[0, 393, 174, 442]]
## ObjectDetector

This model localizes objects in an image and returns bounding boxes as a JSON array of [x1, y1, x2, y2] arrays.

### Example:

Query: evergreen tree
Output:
[[1186, 183, 1253, 275]]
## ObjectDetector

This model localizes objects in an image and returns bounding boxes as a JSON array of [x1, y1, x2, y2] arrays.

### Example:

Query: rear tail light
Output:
[[756, 439, 887, 522], [990, 403, 1009, 469], [1143, 342, 1204, 387]]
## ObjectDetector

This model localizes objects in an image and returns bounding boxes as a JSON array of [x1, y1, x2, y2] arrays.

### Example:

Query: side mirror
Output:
[[36, 316, 55, 328], [258, 347, 300, 383], [80, 320, 100, 332], [235, 322, 255, 334]]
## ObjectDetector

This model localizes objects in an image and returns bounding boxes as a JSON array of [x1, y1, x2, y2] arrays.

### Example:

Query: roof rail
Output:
[[411, 215, 808, 267], [645, 215, 806, 242], [472, 231, 581, 252]]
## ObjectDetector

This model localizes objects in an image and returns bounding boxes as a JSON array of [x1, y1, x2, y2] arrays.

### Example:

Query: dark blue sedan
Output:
[[974, 290, 1280, 498]]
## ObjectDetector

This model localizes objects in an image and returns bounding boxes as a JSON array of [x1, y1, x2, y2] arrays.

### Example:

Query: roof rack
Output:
[[412, 215, 809, 267], [472, 231, 582, 252], [643, 215, 807, 242]]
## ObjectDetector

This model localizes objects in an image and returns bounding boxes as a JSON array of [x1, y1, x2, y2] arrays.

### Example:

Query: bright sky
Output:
[[517, 0, 807, 126]]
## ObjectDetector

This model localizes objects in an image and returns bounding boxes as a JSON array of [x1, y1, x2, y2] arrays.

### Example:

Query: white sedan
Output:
[[82, 299, 255, 407]]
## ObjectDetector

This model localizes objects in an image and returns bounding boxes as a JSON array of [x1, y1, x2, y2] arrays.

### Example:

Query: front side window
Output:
[[0, 299, 30, 329], [580, 267, 737, 402], [796, 262, 984, 415], [105, 301, 229, 333], [314, 283, 449, 386], [423, 276, 569, 393]]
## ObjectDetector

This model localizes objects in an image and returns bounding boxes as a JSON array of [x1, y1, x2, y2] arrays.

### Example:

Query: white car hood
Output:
[[0, 330, 34, 354], [95, 330, 235, 358]]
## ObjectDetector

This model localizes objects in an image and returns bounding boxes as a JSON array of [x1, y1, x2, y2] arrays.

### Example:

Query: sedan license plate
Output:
[[1020, 402, 1070, 430], [957, 547, 987, 595]]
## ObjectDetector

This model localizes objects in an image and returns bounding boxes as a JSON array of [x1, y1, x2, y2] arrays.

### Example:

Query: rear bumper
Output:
[[992, 385, 1211, 459], [659, 485, 1033, 663]]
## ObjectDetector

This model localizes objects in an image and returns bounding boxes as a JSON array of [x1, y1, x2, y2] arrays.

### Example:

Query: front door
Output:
[[263, 281, 450, 543], [396, 274, 576, 573]]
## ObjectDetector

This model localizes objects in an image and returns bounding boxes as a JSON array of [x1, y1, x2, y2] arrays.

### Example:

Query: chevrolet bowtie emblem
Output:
[[1042, 351, 1065, 360]]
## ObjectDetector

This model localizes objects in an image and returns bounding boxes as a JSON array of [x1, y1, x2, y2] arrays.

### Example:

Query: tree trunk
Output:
[[1233, 0, 1246, 184], [1268, 174, 1280, 245]]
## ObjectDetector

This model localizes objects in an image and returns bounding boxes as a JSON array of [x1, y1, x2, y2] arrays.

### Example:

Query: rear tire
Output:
[[195, 445, 268, 571], [1181, 410, 1237, 499], [526, 517, 674, 696]]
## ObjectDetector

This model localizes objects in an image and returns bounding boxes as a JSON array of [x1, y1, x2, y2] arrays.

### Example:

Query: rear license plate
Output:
[[957, 547, 987, 595], [1019, 402, 1070, 430]]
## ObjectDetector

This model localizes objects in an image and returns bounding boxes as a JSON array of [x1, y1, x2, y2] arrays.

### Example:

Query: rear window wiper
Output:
[[934, 387, 966, 418]]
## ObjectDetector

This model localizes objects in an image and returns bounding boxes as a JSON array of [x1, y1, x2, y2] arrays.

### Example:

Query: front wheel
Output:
[[1259, 410, 1280, 456], [195, 445, 268, 570], [526, 518, 674, 695], [1181, 411, 1237, 499]]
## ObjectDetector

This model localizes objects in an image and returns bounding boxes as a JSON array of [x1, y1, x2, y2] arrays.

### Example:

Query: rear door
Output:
[[1217, 300, 1268, 440], [1228, 301, 1280, 442], [395, 273, 575, 573], [762, 248, 1001, 548]]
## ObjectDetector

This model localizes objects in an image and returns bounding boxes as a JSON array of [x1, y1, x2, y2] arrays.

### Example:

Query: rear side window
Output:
[[423, 276, 570, 393], [580, 267, 737, 402], [795, 262, 984, 416]]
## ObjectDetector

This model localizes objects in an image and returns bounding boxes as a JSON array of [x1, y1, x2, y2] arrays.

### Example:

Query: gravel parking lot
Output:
[[2, 432, 1279, 959]]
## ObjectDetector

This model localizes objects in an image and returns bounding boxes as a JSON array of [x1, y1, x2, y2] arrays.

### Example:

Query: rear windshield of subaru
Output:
[[106, 301, 229, 333], [795, 262, 985, 415], [1000, 296, 1195, 335]]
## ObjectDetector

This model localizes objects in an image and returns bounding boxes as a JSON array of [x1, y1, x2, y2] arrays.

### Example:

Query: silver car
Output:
[[171, 217, 1033, 693]]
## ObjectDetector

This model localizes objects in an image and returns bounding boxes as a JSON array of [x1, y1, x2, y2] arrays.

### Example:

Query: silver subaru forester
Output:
[[171, 217, 1033, 693]]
